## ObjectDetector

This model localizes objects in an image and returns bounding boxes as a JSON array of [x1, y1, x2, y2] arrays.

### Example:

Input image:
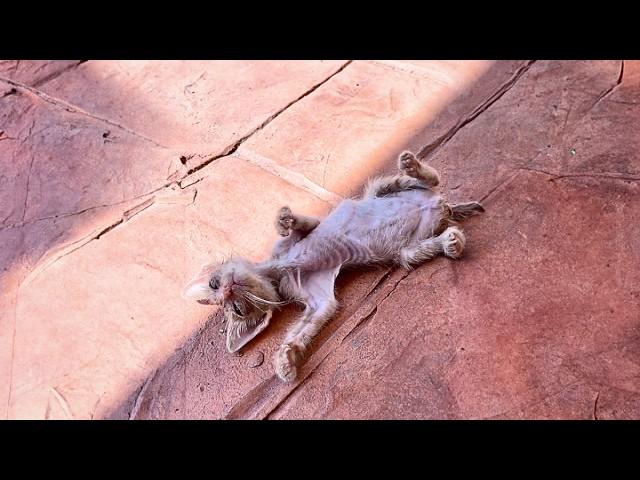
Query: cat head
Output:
[[183, 258, 283, 352]]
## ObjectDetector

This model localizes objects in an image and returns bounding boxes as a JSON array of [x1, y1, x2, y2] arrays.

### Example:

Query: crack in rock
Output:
[[20, 153, 36, 222], [223, 269, 410, 420], [235, 148, 343, 205], [0, 75, 168, 149], [418, 60, 536, 160], [5, 293, 19, 419], [20, 197, 157, 288], [128, 370, 158, 420], [1, 87, 17, 97], [50, 386, 74, 420], [31, 60, 88, 88], [517, 166, 640, 183], [263, 269, 415, 419], [127, 319, 213, 420], [1, 169, 207, 232], [340, 268, 420, 346], [485, 379, 586, 419], [479, 164, 640, 207], [3, 188, 158, 232], [2, 60, 354, 250], [479, 170, 523, 204], [341, 307, 378, 345], [589, 60, 625, 111], [185, 60, 353, 178]]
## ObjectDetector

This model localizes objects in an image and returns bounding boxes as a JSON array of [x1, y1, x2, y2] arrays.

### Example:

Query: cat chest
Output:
[[322, 194, 438, 234]]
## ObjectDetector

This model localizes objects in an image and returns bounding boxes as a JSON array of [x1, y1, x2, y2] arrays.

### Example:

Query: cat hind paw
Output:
[[441, 227, 466, 259]]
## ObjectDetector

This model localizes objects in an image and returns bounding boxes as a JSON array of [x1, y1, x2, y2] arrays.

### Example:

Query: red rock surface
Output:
[[0, 60, 83, 87], [238, 60, 494, 198], [38, 60, 348, 154], [2, 60, 638, 419]]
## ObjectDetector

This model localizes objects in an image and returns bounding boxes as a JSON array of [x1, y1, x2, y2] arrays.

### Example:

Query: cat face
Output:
[[183, 258, 282, 352]]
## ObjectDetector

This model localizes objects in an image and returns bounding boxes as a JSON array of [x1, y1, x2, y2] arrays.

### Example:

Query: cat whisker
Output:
[[233, 289, 261, 308], [233, 288, 277, 314], [243, 291, 288, 307], [240, 293, 269, 313]]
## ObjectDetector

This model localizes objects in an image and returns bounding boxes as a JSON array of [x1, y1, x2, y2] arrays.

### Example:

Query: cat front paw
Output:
[[441, 226, 466, 259], [274, 344, 299, 383], [398, 151, 421, 178], [276, 206, 295, 237]]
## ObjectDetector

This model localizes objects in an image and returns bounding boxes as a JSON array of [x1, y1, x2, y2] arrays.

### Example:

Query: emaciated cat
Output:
[[184, 151, 484, 382]]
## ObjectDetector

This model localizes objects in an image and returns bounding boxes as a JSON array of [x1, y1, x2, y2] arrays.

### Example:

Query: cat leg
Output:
[[271, 206, 321, 259], [275, 206, 320, 237], [363, 151, 440, 198], [363, 174, 425, 198], [399, 226, 466, 269], [397, 151, 440, 187], [274, 299, 338, 382], [274, 268, 339, 382]]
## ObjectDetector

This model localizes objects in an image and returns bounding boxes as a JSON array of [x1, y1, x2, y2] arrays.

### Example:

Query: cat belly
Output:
[[284, 189, 444, 270]]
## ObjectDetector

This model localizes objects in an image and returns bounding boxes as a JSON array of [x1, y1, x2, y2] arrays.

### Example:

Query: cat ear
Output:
[[225, 310, 273, 352], [182, 262, 217, 303]]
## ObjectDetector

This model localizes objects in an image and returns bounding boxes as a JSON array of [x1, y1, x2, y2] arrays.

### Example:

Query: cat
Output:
[[184, 151, 484, 382]]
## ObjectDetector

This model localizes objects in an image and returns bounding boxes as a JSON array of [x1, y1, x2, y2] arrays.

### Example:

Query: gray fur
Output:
[[184, 151, 484, 382]]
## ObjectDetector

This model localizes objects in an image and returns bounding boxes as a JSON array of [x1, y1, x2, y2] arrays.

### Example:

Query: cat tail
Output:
[[448, 201, 485, 222]]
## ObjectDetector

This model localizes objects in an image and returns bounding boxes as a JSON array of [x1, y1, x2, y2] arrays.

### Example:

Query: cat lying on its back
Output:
[[184, 151, 484, 382]]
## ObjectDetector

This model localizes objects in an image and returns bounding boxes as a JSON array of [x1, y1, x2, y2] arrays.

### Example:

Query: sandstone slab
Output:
[[38, 60, 348, 156]]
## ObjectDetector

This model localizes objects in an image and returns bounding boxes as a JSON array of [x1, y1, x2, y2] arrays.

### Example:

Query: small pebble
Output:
[[249, 351, 265, 368]]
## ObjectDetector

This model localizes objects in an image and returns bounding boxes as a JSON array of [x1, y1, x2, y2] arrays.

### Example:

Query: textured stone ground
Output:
[[1, 60, 638, 420]]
